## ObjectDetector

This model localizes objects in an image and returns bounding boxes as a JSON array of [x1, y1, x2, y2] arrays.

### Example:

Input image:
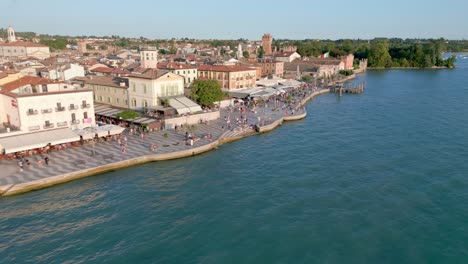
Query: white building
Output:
[[0, 41, 51, 59], [7, 26, 16, 42], [140, 46, 158, 68], [40, 63, 85, 81], [157, 62, 198, 87], [0, 76, 95, 134], [274, 51, 301, 63], [127, 68, 184, 110]]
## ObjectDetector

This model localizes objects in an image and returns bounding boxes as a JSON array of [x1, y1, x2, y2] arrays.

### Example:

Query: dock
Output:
[[330, 81, 365, 96]]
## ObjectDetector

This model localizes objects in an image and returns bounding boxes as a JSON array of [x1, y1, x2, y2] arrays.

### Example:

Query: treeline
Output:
[[292, 38, 457, 68]]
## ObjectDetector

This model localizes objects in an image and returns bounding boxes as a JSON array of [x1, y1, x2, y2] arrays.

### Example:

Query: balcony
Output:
[[41, 108, 53, 114], [55, 107, 66, 112], [81, 103, 91, 109], [43, 123, 55, 129], [68, 104, 79, 111], [28, 125, 41, 131], [71, 119, 80, 125], [26, 109, 38, 115], [57, 121, 68, 127]]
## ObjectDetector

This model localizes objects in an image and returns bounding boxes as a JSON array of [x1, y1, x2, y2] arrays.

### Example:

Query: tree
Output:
[[243, 50, 250, 59], [368, 40, 392, 68], [257, 46, 265, 58], [114, 110, 141, 119], [190, 80, 224, 107]]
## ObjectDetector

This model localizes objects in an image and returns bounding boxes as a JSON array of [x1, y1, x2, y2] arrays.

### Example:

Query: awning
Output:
[[96, 124, 125, 136], [0, 128, 80, 154], [168, 96, 202, 114]]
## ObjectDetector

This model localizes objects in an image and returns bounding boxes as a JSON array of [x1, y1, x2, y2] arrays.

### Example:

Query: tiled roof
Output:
[[158, 62, 197, 70], [91, 67, 131, 75], [275, 51, 298, 57], [198, 65, 256, 72], [78, 76, 128, 88], [0, 41, 48, 48], [0, 76, 60, 93], [128, 68, 170, 79]]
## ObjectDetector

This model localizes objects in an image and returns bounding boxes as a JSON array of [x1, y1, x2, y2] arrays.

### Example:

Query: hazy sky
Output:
[[1, 0, 467, 40]]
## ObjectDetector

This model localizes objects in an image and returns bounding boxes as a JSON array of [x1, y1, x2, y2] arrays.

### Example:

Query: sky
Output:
[[1, 0, 467, 40]]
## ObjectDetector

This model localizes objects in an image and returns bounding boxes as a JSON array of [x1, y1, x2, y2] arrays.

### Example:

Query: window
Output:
[[108, 97, 111, 103], [143, 85, 147, 94], [132, 98, 136, 107], [42, 85, 48, 92], [132, 83, 136, 92], [99, 96, 103, 102], [125, 99, 128, 105], [83, 112, 88, 119], [142, 100, 148, 108], [71, 113, 76, 121], [45, 120, 51, 126]]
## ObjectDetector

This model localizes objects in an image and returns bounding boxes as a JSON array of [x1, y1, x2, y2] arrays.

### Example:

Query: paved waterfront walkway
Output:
[[0, 84, 336, 194]]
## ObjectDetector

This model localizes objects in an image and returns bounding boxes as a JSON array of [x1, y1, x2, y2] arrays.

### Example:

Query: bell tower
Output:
[[7, 26, 16, 42]]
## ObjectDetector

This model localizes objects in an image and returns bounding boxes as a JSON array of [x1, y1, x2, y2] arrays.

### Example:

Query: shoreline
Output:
[[367, 66, 453, 70], [0, 88, 331, 197]]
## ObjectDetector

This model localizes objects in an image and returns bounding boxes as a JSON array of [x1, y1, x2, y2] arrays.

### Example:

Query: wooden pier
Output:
[[330, 81, 365, 96]]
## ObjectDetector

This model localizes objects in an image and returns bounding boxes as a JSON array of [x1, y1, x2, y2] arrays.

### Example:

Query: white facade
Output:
[[275, 52, 301, 63], [127, 72, 184, 110], [140, 48, 158, 68], [7, 26, 16, 42], [0, 78, 95, 135], [0, 42, 51, 59], [172, 68, 197, 87]]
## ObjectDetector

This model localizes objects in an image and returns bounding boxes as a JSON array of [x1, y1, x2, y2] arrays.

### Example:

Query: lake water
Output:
[[1, 60, 468, 263]]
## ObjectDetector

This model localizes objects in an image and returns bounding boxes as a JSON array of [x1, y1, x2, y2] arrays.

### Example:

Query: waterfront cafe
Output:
[[0, 128, 80, 157]]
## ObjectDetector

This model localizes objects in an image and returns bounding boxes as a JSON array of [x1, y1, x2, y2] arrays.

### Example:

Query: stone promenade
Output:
[[0, 87, 330, 196]]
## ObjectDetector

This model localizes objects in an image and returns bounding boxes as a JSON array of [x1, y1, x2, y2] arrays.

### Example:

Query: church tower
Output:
[[262, 33, 273, 56], [140, 46, 158, 68], [237, 43, 243, 59], [7, 26, 16, 43]]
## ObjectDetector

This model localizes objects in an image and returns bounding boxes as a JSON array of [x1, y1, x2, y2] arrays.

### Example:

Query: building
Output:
[[0, 41, 51, 59], [198, 65, 257, 90], [140, 46, 158, 68], [7, 26, 16, 43], [158, 62, 197, 87], [127, 68, 185, 110], [256, 59, 284, 77], [274, 51, 301, 63], [77, 76, 129, 108], [340, 54, 354, 71], [40, 63, 85, 81], [262, 33, 273, 56], [77, 41, 87, 53], [0, 70, 26, 86], [0, 76, 95, 134]]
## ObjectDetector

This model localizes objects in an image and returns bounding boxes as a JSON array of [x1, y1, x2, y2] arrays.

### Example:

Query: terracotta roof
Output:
[[158, 62, 197, 70], [91, 67, 131, 75], [78, 76, 128, 89], [0, 41, 48, 48], [0, 76, 61, 93], [128, 68, 170, 79], [0, 72, 8, 79], [198, 65, 256, 72], [275, 51, 298, 57]]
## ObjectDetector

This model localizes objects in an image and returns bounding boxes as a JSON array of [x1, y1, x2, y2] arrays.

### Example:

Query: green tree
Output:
[[243, 50, 250, 59], [368, 40, 392, 68], [190, 80, 224, 107], [257, 46, 265, 58]]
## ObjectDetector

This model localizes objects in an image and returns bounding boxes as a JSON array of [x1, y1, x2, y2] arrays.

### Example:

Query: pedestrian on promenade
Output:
[[44, 156, 49, 165], [18, 160, 23, 171]]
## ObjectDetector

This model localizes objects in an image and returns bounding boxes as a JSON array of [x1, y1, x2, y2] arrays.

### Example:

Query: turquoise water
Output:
[[1, 61, 468, 263]]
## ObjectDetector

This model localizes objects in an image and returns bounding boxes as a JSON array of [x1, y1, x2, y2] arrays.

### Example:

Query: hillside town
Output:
[[0, 26, 366, 161]]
